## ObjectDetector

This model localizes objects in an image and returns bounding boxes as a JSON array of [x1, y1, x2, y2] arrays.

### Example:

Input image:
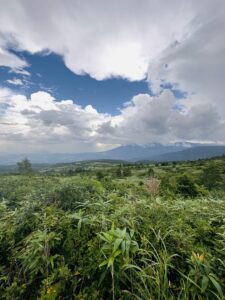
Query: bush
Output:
[[200, 163, 223, 190], [176, 175, 199, 197], [50, 180, 103, 210], [0, 157, 225, 299]]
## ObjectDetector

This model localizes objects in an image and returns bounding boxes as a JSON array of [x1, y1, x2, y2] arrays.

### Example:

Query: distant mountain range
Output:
[[157, 145, 225, 162], [1, 143, 225, 166]]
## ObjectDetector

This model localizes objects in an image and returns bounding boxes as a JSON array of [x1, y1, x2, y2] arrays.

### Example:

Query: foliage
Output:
[[200, 162, 223, 190], [176, 175, 199, 198], [0, 156, 224, 299]]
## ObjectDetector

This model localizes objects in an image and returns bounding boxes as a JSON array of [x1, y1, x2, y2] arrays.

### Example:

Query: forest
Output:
[[0, 157, 225, 299]]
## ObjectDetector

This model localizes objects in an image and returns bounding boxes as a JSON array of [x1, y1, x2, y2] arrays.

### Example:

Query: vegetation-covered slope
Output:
[[0, 157, 224, 299]]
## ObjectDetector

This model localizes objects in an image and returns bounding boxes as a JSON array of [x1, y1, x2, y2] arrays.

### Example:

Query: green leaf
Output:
[[99, 268, 108, 286], [107, 256, 115, 268], [209, 275, 223, 298], [122, 240, 126, 254], [201, 275, 209, 292], [99, 260, 108, 268], [113, 238, 123, 252], [78, 219, 82, 235], [112, 249, 122, 259]]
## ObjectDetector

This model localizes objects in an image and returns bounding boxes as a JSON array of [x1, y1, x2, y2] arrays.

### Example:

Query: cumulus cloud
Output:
[[0, 89, 224, 153], [0, 0, 225, 151], [97, 90, 225, 145], [0, 87, 14, 100], [0, 90, 111, 152], [0, 0, 197, 80], [1, 0, 224, 84], [147, 0, 225, 114]]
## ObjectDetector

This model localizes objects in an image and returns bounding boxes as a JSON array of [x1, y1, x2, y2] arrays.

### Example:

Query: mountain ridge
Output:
[[1, 143, 225, 165]]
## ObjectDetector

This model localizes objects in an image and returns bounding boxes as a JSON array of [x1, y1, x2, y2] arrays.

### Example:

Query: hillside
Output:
[[158, 145, 225, 161], [0, 155, 224, 299]]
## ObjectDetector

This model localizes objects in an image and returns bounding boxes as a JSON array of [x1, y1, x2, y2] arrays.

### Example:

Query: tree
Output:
[[17, 158, 33, 174]]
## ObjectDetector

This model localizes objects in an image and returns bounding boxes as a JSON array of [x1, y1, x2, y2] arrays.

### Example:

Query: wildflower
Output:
[[192, 252, 205, 261], [75, 271, 81, 276]]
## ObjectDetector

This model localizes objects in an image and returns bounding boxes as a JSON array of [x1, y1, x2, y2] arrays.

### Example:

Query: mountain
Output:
[[98, 144, 186, 161], [156, 145, 225, 161], [1, 144, 225, 165], [0, 143, 186, 165]]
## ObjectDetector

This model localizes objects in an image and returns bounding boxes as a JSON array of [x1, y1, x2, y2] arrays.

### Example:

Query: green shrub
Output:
[[176, 175, 199, 198], [0, 158, 224, 299]]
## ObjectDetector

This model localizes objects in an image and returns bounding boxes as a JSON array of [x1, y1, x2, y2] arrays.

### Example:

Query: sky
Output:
[[0, 0, 224, 153]]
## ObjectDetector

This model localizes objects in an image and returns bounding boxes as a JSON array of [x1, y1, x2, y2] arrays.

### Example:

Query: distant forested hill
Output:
[[157, 145, 225, 161]]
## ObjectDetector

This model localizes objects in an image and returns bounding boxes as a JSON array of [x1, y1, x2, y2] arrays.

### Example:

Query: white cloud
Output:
[[0, 32, 28, 71], [0, 1, 224, 86], [147, 1, 225, 114], [0, 0, 196, 80], [0, 46, 27, 71], [0, 0, 225, 152], [0, 90, 224, 153], [6, 78, 23, 86], [98, 90, 225, 145], [0, 87, 14, 101], [0, 90, 111, 152], [9, 68, 31, 76]]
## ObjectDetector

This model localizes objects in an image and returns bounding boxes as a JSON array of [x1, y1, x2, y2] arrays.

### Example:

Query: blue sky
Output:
[[0, 0, 224, 153], [1, 51, 150, 114], [1, 51, 188, 115]]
